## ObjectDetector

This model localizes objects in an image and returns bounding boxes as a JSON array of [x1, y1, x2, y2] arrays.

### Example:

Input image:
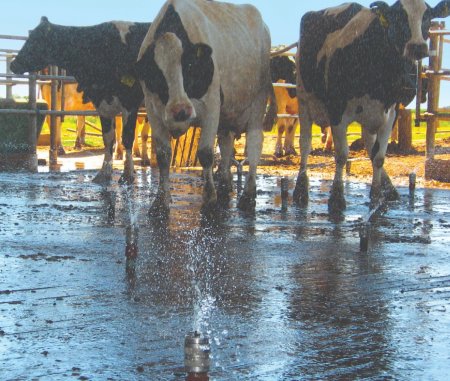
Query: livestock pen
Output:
[[0, 33, 450, 184]]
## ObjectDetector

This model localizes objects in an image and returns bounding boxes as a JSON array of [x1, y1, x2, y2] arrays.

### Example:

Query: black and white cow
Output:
[[136, 0, 276, 214], [10, 17, 151, 184], [293, 1, 450, 214]]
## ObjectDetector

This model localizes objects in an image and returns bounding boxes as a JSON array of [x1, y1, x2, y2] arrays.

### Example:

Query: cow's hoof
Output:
[[133, 150, 141, 158], [381, 174, 399, 202], [293, 172, 309, 207], [93, 171, 112, 184], [285, 147, 297, 156], [141, 158, 151, 167], [115, 153, 123, 161], [328, 181, 346, 214], [274, 149, 284, 158], [57, 146, 66, 156], [149, 200, 170, 219], [237, 192, 256, 212], [74, 142, 82, 150]]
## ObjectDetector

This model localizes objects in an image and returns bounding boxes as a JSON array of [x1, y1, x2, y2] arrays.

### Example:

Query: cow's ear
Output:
[[432, 1, 450, 19], [370, 1, 391, 28], [40, 16, 49, 24], [194, 43, 212, 59]]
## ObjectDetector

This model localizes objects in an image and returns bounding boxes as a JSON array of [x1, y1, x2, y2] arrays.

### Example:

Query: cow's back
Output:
[[299, 3, 364, 96]]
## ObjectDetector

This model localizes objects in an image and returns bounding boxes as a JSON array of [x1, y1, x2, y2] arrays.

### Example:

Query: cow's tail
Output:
[[263, 86, 278, 132]]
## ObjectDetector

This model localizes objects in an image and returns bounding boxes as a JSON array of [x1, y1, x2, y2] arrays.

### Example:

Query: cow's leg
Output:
[[328, 123, 349, 214], [115, 116, 124, 160], [237, 92, 266, 211], [56, 118, 66, 155], [140, 119, 151, 166], [284, 119, 298, 156], [74, 116, 85, 150], [293, 111, 313, 207], [119, 109, 138, 185], [198, 122, 220, 210], [363, 106, 399, 209], [148, 118, 172, 217], [216, 130, 234, 199], [93, 116, 115, 184], [237, 127, 263, 211], [322, 126, 333, 151], [275, 123, 285, 158]]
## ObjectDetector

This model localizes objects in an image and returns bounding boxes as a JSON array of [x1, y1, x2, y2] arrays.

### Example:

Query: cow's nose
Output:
[[406, 43, 429, 60], [171, 104, 193, 122]]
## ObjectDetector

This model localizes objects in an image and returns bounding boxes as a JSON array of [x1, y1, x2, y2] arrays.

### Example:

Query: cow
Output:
[[293, 0, 450, 214], [270, 55, 299, 157], [270, 55, 332, 158], [135, 0, 276, 215], [40, 80, 151, 164], [10, 18, 151, 184]]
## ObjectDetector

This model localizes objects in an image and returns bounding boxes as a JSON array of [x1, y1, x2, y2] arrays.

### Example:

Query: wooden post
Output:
[[6, 55, 13, 100], [426, 28, 443, 162], [49, 65, 58, 167], [415, 60, 423, 127], [398, 108, 412, 152], [27, 72, 38, 171]]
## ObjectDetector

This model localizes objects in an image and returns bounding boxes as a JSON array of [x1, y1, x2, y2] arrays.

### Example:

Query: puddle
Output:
[[0, 168, 449, 380]]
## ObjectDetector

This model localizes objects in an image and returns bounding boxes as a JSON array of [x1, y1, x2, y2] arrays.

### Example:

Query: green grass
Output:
[[40, 113, 450, 150], [41, 116, 104, 148]]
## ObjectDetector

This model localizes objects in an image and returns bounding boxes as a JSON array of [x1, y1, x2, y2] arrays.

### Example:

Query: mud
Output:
[[0, 164, 449, 380]]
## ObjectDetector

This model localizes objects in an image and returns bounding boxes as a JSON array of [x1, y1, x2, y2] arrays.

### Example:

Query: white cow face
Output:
[[153, 32, 197, 137], [10, 17, 54, 74], [370, 0, 450, 60], [136, 30, 214, 139]]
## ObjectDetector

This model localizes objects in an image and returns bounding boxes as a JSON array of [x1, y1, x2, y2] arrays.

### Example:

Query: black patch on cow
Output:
[[12, 19, 150, 112], [136, 47, 169, 104], [299, 3, 423, 126], [270, 56, 296, 98], [136, 4, 214, 105], [371, 140, 380, 161]]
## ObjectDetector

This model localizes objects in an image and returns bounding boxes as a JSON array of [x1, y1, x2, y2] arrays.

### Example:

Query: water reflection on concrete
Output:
[[0, 169, 449, 380]]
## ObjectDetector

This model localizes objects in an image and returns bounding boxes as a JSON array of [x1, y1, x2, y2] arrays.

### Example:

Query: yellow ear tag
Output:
[[121, 75, 136, 88], [378, 12, 389, 29]]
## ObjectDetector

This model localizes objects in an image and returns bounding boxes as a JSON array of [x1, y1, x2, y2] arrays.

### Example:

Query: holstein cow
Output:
[[270, 55, 299, 157], [293, 0, 450, 214], [10, 18, 151, 184], [136, 0, 276, 214], [270, 55, 332, 157]]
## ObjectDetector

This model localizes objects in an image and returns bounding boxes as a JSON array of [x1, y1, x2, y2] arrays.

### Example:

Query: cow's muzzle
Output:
[[171, 104, 195, 123], [9, 59, 24, 75], [405, 43, 429, 61]]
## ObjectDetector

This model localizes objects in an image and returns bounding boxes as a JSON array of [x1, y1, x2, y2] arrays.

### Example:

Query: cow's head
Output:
[[136, 32, 214, 138], [370, 0, 450, 61], [10, 17, 54, 74]]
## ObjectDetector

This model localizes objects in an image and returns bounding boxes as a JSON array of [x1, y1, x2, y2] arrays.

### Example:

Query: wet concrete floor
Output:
[[0, 166, 449, 380]]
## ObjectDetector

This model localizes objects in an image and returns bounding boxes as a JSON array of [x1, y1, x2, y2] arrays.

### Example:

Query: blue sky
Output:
[[0, 0, 449, 105]]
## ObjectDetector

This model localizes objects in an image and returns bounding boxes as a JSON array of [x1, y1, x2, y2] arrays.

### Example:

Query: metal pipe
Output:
[[281, 177, 289, 211], [49, 65, 58, 166], [184, 332, 210, 376], [0, 34, 27, 40]]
